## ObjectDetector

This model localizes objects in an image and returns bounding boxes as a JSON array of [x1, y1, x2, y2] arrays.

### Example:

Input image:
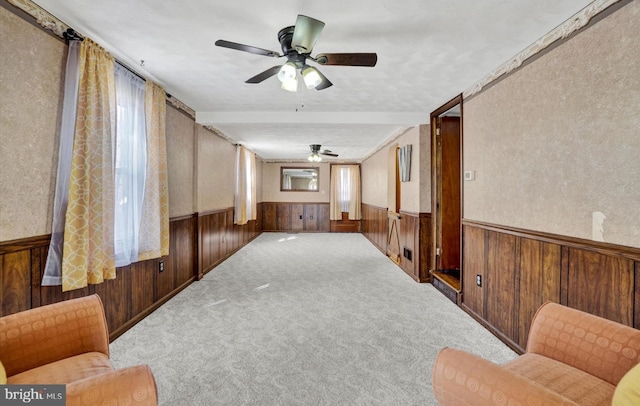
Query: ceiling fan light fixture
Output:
[[301, 65, 322, 89], [277, 62, 297, 83], [281, 76, 298, 92], [307, 152, 322, 162]]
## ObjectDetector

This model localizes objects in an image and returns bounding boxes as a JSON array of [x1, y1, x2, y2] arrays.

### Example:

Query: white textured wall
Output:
[[398, 126, 420, 213], [255, 158, 263, 203], [361, 125, 431, 213], [418, 124, 431, 213], [361, 145, 389, 209], [166, 106, 195, 217], [196, 125, 236, 211], [463, 1, 640, 247], [0, 7, 64, 241], [262, 162, 330, 202]]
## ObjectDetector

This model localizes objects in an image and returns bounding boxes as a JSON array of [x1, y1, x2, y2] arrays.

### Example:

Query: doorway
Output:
[[430, 94, 463, 300]]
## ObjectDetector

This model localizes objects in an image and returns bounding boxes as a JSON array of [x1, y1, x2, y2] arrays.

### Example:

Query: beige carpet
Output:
[[111, 232, 516, 405]]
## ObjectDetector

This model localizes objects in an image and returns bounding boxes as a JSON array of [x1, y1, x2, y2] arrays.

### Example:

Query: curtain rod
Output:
[[64, 28, 148, 85]]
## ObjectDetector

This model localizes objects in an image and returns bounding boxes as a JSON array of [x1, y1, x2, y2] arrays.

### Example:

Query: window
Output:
[[330, 164, 362, 220], [234, 145, 257, 225], [339, 166, 351, 212]]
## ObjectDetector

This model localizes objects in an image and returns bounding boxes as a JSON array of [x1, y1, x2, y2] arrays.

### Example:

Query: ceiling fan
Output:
[[308, 144, 338, 162], [215, 15, 377, 92]]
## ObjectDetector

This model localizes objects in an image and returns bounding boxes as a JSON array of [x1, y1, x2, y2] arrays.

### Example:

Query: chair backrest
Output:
[[527, 302, 640, 386], [0, 294, 109, 377]]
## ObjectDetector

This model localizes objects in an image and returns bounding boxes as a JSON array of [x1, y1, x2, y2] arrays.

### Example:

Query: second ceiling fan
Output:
[[307, 144, 338, 162], [215, 15, 377, 92]]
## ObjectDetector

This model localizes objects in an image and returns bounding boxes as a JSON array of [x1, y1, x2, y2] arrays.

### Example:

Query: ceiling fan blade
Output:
[[314, 68, 333, 91], [245, 65, 282, 84], [320, 150, 339, 157], [291, 15, 325, 54], [315, 53, 377, 67], [215, 39, 282, 58]]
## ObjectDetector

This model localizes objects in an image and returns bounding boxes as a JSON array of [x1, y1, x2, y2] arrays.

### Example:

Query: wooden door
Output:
[[276, 203, 291, 231], [304, 204, 319, 231], [291, 204, 304, 231], [317, 204, 331, 231], [439, 116, 461, 271], [262, 203, 277, 231]]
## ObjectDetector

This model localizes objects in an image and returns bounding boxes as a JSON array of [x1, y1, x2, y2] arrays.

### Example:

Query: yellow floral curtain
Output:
[[62, 39, 116, 291], [138, 81, 169, 260]]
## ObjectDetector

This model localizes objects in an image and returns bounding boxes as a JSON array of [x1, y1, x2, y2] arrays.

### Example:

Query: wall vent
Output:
[[403, 247, 412, 261]]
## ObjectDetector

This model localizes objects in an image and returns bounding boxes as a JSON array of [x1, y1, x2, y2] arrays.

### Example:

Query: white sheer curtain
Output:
[[42, 40, 81, 286], [234, 145, 256, 225], [339, 167, 351, 212], [113, 64, 147, 267]]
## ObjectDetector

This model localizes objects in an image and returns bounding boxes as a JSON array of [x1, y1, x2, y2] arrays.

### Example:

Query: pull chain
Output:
[[296, 82, 305, 112]]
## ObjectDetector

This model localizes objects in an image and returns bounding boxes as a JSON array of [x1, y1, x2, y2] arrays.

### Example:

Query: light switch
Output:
[[464, 170, 475, 181]]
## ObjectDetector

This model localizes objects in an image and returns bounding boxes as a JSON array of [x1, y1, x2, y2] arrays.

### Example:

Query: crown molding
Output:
[[7, 0, 67, 37], [167, 96, 195, 119]]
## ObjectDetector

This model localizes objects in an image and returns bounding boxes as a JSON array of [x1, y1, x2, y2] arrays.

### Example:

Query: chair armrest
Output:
[[432, 348, 579, 406], [67, 365, 158, 406], [527, 302, 640, 385], [0, 295, 109, 377]]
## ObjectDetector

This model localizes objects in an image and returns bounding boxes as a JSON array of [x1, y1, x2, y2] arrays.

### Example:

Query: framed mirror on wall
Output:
[[280, 167, 319, 191]]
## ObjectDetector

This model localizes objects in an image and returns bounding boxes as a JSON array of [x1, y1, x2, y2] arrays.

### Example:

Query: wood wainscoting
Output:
[[462, 219, 640, 353], [361, 203, 388, 254], [331, 212, 361, 233], [198, 205, 262, 278], [262, 202, 330, 232], [361, 204, 431, 283], [398, 211, 431, 283], [0, 207, 263, 341]]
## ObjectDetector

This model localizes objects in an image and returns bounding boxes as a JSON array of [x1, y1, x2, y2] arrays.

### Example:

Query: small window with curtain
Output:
[[330, 164, 362, 221], [234, 145, 257, 225]]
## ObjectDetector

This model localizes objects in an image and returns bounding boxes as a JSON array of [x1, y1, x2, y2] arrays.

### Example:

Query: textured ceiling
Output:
[[31, 0, 594, 162]]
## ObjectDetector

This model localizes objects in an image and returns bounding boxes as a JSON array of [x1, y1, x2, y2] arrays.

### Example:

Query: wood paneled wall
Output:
[[262, 202, 330, 232], [1, 208, 263, 341], [462, 219, 640, 353], [361, 203, 388, 254], [362, 205, 430, 282], [198, 205, 262, 278], [398, 211, 431, 283]]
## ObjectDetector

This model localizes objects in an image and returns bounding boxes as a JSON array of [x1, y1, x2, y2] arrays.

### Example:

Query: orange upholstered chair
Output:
[[0, 294, 157, 405], [432, 302, 640, 406]]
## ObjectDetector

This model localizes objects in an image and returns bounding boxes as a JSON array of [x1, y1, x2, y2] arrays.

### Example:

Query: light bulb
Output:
[[281, 76, 298, 92], [277, 62, 297, 83], [302, 66, 322, 89]]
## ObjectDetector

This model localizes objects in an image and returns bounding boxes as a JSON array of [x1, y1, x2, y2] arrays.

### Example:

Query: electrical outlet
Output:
[[476, 274, 482, 287], [159, 260, 164, 273]]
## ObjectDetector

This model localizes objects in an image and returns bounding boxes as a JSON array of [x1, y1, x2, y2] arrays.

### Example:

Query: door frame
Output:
[[430, 94, 463, 291]]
